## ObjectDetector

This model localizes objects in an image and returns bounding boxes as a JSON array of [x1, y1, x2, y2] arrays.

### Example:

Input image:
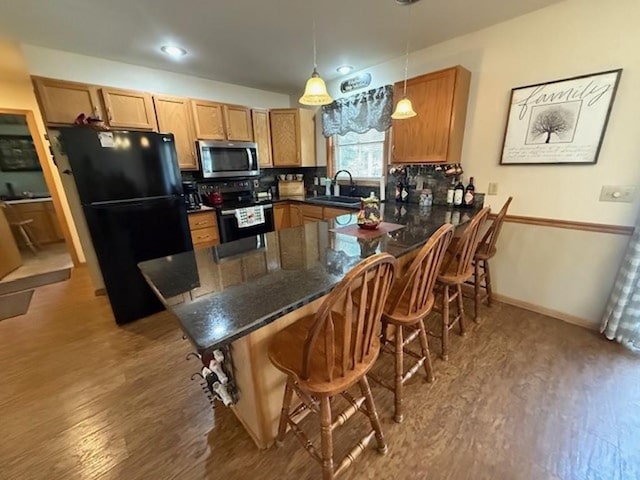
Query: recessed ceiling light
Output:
[[396, 0, 421, 4], [160, 45, 187, 58], [336, 65, 354, 75]]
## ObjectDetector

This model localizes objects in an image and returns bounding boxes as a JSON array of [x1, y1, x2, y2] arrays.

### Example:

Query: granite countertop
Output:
[[4, 196, 52, 204], [139, 203, 481, 356], [187, 205, 215, 214]]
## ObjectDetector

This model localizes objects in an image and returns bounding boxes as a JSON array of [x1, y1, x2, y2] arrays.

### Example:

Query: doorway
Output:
[[0, 111, 73, 313]]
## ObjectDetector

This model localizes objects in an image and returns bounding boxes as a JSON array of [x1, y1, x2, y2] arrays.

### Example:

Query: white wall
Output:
[[22, 45, 291, 109], [326, 0, 640, 327]]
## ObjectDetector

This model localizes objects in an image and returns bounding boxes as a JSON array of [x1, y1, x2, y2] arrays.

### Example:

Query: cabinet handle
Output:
[[93, 106, 99, 118], [196, 235, 210, 240], [107, 107, 113, 122], [195, 221, 207, 226]]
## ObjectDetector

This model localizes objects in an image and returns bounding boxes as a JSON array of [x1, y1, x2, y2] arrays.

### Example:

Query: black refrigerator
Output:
[[58, 128, 193, 324]]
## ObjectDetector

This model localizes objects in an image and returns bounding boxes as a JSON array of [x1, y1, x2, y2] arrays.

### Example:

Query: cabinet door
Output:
[[300, 204, 323, 220], [274, 204, 290, 230], [45, 202, 65, 241], [154, 96, 198, 170], [33, 77, 103, 125], [191, 100, 226, 140], [391, 68, 457, 164], [224, 105, 253, 141], [101, 88, 157, 130], [289, 204, 303, 227], [270, 109, 301, 167], [252, 109, 273, 167]]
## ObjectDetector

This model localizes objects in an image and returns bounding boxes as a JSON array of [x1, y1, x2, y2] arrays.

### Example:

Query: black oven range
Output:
[[200, 179, 275, 244]]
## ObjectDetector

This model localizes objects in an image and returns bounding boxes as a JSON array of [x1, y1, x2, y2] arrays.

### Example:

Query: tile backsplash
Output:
[[386, 164, 484, 207]]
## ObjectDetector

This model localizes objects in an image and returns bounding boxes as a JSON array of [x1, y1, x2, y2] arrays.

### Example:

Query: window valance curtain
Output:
[[321, 85, 393, 137]]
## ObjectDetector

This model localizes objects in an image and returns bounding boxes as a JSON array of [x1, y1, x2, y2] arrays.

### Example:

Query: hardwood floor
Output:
[[0, 266, 638, 480]]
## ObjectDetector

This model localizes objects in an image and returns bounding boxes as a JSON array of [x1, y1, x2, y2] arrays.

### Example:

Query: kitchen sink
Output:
[[308, 195, 361, 206]]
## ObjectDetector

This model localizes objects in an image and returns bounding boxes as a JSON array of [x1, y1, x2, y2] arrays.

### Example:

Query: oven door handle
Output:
[[220, 204, 273, 216]]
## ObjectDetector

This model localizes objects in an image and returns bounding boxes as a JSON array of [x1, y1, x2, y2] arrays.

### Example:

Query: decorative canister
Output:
[[357, 193, 382, 230]]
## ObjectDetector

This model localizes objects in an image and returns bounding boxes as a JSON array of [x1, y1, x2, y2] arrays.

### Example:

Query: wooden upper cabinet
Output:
[[100, 88, 157, 130], [32, 77, 103, 125], [252, 109, 272, 167], [154, 95, 198, 170], [224, 105, 253, 141], [191, 100, 226, 140], [391, 66, 471, 164], [270, 108, 315, 167]]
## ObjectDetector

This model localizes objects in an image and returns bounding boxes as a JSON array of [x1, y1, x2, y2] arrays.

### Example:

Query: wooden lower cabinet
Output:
[[8, 201, 64, 246], [274, 204, 290, 230], [322, 207, 353, 220], [188, 211, 219, 248], [275, 202, 356, 230], [289, 204, 303, 228]]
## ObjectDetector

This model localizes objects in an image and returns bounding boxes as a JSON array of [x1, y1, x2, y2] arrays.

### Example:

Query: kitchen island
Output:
[[139, 202, 481, 448]]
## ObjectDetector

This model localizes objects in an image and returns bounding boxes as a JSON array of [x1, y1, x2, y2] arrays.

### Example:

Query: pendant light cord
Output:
[[402, 5, 412, 96], [313, 20, 318, 70]]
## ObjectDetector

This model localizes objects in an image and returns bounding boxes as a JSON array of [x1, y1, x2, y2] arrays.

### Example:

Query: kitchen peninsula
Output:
[[139, 203, 481, 448]]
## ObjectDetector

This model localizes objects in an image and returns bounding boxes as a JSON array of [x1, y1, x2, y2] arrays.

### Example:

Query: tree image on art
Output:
[[528, 105, 577, 144]]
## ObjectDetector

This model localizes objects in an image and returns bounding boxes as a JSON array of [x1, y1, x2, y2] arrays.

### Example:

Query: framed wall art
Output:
[[0, 135, 41, 171], [500, 69, 622, 165]]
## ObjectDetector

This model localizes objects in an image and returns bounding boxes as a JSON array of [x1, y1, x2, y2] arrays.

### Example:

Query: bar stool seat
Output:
[[268, 253, 397, 480], [269, 312, 378, 395]]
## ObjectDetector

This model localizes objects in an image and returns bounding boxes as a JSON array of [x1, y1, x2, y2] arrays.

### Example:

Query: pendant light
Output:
[[299, 20, 333, 106], [391, 2, 418, 119]]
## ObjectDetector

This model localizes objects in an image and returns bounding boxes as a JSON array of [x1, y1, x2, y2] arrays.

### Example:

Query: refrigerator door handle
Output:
[[91, 202, 145, 210]]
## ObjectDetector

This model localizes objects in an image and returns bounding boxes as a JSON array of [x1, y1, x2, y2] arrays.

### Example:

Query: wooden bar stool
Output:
[[268, 253, 396, 480], [434, 207, 490, 360], [470, 197, 512, 315], [1, 202, 39, 255], [369, 224, 454, 423]]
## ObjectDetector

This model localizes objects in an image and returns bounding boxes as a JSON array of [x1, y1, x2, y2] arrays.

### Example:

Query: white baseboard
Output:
[[492, 293, 599, 331]]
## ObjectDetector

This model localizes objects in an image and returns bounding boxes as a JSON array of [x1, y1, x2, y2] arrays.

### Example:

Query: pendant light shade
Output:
[[392, 1, 418, 120], [299, 68, 333, 106], [299, 19, 333, 106], [391, 97, 417, 119]]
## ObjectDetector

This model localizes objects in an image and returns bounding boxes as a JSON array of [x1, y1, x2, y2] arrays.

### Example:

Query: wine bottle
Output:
[[453, 177, 464, 207], [446, 178, 455, 206], [464, 177, 475, 207], [395, 181, 403, 202]]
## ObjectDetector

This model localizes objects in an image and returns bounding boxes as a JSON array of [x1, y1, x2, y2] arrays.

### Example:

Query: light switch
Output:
[[488, 183, 498, 195], [599, 185, 637, 203]]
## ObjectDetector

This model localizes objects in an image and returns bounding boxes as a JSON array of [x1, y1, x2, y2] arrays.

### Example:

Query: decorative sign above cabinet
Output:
[[340, 73, 372, 93]]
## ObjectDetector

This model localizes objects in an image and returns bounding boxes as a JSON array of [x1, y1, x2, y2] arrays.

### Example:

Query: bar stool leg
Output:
[[418, 320, 434, 383], [473, 261, 481, 322], [442, 285, 450, 361], [275, 377, 294, 447], [456, 284, 466, 336], [359, 375, 388, 454], [320, 396, 334, 480], [19, 225, 38, 255], [484, 259, 493, 307], [394, 325, 404, 423]]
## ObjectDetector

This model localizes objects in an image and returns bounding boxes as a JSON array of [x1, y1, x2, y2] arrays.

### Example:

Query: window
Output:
[[334, 129, 386, 180]]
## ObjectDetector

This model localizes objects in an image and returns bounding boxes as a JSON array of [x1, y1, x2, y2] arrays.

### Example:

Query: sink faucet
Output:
[[333, 170, 357, 197]]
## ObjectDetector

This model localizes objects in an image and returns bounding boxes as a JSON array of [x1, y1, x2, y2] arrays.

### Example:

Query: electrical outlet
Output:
[[599, 185, 637, 203], [488, 182, 498, 195]]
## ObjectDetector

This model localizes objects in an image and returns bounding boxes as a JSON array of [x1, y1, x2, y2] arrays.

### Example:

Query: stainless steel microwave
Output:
[[197, 140, 259, 178]]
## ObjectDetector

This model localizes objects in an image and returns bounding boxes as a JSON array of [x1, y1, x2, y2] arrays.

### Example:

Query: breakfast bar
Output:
[[139, 203, 480, 448]]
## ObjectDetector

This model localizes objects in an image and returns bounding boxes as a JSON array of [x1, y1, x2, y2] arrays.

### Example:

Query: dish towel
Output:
[[235, 206, 265, 228]]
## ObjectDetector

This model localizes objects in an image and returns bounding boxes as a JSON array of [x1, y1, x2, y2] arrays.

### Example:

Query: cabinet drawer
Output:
[[188, 212, 217, 230], [299, 204, 323, 219], [191, 226, 219, 248]]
